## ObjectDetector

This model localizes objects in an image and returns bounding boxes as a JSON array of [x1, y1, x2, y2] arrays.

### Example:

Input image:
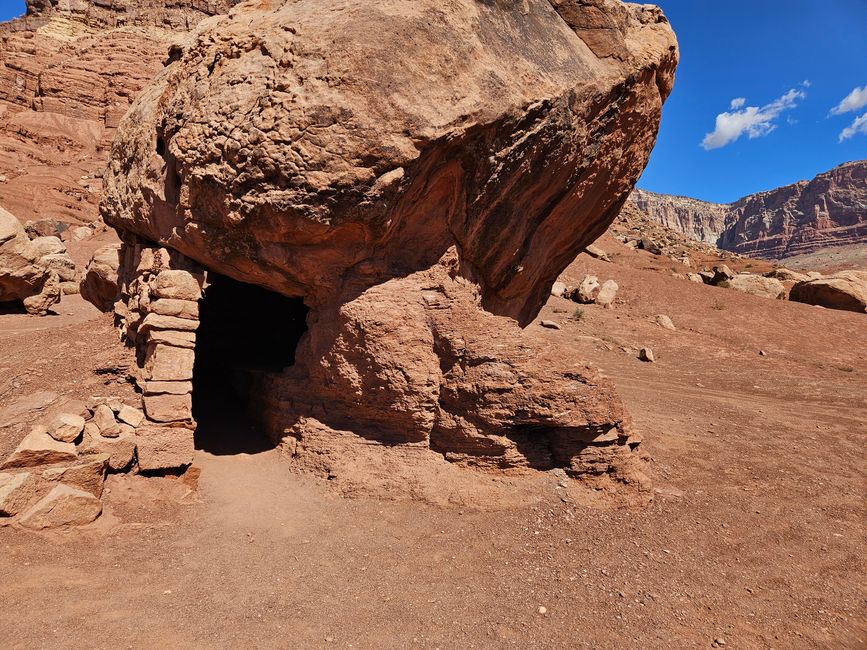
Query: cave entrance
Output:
[[193, 273, 308, 455]]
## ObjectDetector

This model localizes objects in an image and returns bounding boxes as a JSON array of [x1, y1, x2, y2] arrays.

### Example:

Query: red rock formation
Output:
[[0, 1, 238, 225], [97, 0, 678, 496], [630, 160, 867, 260], [720, 160, 867, 259]]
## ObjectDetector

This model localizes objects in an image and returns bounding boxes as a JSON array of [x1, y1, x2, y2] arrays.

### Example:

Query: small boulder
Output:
[[584, 244, 611, 262], [764, 268, 808, 283], [572, 275, 600, 304], [79, 425, 136, 472], [92, 404, 121, 438], [639, 347, 655, 363], [550, 281, 568, 298], [48, 413, 85, 443], [18, 484, 102, 529], [0, 426, 77, 470], [686, 273, 704, 283], [711, 265, 735, 284], [596, 280, 619, 308], [654, 315, 676, 330], [117, 404, 145, 428], [539, 320, 562, 330]]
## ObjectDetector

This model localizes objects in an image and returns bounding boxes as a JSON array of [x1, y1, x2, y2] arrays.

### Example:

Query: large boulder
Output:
[[718, 274, 786, 300], [80, 244, 121, 312], [0, 207, 66, 315], [790, 271, 867, 313], [103, 0, 677, 324], [102, 0, 678, 493]]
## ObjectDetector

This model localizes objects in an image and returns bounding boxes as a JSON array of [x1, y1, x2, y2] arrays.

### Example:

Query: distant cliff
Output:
[[630, 160, 867, 260]]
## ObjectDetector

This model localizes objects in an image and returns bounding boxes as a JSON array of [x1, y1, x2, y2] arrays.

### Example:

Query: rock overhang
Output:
[[102, 0, 677, 324]]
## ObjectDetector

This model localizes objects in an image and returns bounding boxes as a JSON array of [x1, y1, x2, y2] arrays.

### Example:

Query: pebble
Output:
[[540, 320, 562, 330], [713, 638, 726, 647], [537, 606, 547, 615], [639, 347, 655, 363], [759, 350, 767, 356]]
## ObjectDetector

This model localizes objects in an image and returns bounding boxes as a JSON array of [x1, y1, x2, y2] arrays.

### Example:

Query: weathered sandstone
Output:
[[789, 271, 867, 313], [94, 0, 678, 492]]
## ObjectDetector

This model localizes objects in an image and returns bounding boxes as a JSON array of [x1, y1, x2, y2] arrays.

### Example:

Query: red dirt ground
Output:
[[0, 235, 864, 649]]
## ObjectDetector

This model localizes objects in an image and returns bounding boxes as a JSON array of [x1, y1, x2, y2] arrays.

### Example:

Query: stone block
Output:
[[142, 381, 193, 396], [153, 270, 202, 301], [144, 343, 196, 381], [136, 426, 195, 471], [140, 313, 199, 332], [79, 427, 136, 472], [143, 393, 193, 423], [149, 298, 199, 320], [147, 329, 196, 349]]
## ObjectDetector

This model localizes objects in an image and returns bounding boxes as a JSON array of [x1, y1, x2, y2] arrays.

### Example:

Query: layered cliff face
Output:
[[0, 0, 239, 225], [629, 160, 867, 260], [99, 0, 678, 494], [630, 188, 727, 244], [719, 160, 867, 259]]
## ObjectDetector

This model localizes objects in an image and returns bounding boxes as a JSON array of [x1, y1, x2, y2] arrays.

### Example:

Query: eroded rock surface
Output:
[[790, 271, 867, 313], [97, 0, 678, 497]]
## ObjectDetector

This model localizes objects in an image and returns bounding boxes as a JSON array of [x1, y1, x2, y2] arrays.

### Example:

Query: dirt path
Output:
[[1, 239, 865, 649]]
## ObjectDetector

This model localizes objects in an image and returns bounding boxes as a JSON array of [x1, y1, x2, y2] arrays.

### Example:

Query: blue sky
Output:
[[0, 1, 24, 21], [2, 0, 865, 202], [640, 0, 867, 202]]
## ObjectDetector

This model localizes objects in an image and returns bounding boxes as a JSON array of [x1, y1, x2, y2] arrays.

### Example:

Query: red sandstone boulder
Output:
[[101, 0, 679, 492], [790, 271, 867, 313], [80, 244, 121, 312]]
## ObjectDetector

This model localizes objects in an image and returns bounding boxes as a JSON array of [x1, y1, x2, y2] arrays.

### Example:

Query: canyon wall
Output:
[[630, 160, 867, 260], [0, 0, 238, 224]]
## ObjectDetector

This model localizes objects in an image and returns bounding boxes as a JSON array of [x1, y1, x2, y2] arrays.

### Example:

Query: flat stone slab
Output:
[[1, 426, 77, 470], [42, 455, 109, 498], [18, 484, 102, 530]]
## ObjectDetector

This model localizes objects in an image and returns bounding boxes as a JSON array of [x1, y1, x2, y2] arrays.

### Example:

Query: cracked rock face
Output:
[[102, 0, 677, 496]]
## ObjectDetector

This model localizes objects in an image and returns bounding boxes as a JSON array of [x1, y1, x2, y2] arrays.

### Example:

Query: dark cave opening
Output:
[[193, 273, 308, 455]]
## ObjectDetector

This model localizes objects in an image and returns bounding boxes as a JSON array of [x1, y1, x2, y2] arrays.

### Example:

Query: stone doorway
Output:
[[192, 273, 308, 454]]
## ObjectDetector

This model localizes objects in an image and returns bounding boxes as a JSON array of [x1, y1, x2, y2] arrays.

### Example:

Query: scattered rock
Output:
[[537, 606, 547, 615], [0, 426, 78, 470], [638, 237, 662, 255], [48, 413, 85, 443], [712, 265, 735, 284], [0, 472, 39, 516], [584, 245, 611, 262], [18, 484, 102, 530], [654, 315, 676, 330], [79, 426, 136, 472], [550, 281, 568, 298], [759, 350, 767, 356], [789, 271, 867, 313], [92, 404, 121, 438], [639, 348, 655, 363], [117, 404, 145, 428], [687, 273, 704, 283], [764, 268, 808, 283], [573, 275, 600, 304], [596, 280, 619, 308]]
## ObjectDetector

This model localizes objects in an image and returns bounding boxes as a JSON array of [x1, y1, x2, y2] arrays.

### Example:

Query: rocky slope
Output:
[[0, 0, 238, 225], [630, 160, 867, 260]]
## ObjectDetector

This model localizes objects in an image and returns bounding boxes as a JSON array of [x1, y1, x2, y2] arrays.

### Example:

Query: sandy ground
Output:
[[0, 235, 865, 649]]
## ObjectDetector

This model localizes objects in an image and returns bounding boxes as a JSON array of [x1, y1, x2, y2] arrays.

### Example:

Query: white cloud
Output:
[[839, 113, 867, 141], [830, 85, 867, 115], [801, 80, 812, 88], [701, 88, 806, 150], [730, 97, 746, 109]]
